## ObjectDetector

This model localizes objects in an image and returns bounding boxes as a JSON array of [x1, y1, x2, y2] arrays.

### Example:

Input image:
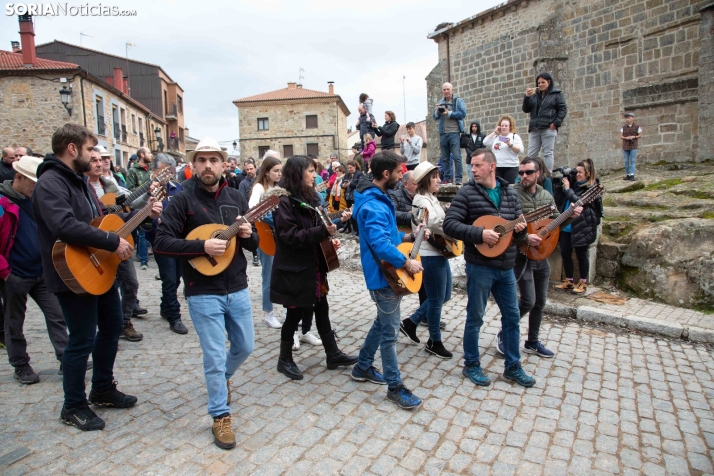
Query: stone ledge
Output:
[[687, 326, 714, 344]]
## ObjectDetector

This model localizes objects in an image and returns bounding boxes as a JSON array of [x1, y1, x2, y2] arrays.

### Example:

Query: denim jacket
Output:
[[432, 96, 467, 134]]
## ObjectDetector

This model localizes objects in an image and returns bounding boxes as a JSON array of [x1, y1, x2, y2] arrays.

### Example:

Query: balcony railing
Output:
[[139, 132, 145, 147], [113, 123, 121, 141], [121, 125, 128, 143], [166, 103, 179, 120], [96, 115, 106, 136]]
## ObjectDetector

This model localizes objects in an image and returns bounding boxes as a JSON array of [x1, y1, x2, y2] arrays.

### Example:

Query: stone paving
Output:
[[1, 255, 714, 475]]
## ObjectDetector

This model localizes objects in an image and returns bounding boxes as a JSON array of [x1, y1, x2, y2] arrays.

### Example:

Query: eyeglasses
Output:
[[518, 169, 537, 176]]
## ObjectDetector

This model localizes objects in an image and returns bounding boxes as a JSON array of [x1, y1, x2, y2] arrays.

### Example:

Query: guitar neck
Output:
[[114, 199, 155, 238], [410, 227, 428, 259], [524, 203, 557, 223], [106, 178, 153, 213], [215, 197, 280, 241], [543, 186, 602, 234]]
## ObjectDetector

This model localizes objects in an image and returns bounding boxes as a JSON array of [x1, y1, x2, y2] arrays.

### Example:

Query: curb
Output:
[[544, 303, 714, 344]]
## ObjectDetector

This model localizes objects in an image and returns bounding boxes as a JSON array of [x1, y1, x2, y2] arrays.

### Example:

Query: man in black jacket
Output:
[[388, 170, 418, 229], [153, 137, 258, 451], [33, 124, 162, 431], [443, 149, 535, 389]]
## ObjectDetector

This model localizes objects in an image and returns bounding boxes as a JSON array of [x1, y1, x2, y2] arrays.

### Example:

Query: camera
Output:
[[438, 106, 446, 114]]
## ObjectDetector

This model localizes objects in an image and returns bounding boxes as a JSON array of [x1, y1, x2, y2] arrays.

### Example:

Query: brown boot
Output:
[[121, 322, 143, 341], [554, 279, 574, 290], [226, 380, 232, 405], [571, 280, 588, 294], [212, 414, 236, 449]]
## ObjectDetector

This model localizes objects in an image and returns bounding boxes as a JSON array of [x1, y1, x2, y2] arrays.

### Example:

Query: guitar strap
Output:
[[365, 241, 400, 286]]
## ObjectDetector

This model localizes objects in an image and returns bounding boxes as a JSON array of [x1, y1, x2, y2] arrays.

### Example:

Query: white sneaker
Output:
[[292, 332, 300, 351], [299, 331, 322, 346], [264, 311, 282, 329], [277, 309, 286, 324]]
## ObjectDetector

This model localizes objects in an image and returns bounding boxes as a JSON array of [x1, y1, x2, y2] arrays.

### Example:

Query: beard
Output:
[[386, 176, 400, 190], [199, 170, 219, 186], [72, 155, 91, 173]]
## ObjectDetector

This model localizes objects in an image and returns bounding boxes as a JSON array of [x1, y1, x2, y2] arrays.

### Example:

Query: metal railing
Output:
[[97, 115, 106, 135], [139, 132, 144, 146], [121, 125, 128, 143], [113, 123, 121, 141], [166, 103, 179, 120]]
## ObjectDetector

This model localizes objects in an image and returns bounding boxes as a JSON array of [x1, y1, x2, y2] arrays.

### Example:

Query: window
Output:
[[177, 95, 183, 113], [258, 118, 269, 131], [283, 145, 294, 158], [164, 90, 168, 116], [306, 143, 319, 156], [258, 146, 269, 158], [131, 114, 136, 133], [95, 96, 105, 135], [114, 149, 121, 165], [122, 151, 128, 167], [306, 115, 318, 129]]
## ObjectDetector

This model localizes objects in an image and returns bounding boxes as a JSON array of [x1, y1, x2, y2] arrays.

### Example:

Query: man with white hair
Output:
[[432, 82, 467, 185]]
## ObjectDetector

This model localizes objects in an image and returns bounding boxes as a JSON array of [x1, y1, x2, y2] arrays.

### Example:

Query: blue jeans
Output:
[[154, 253, 182, 324], [464, 263, 522, 371], [187, 289, 254, 417], [356, 287, 403, 389], [258, 249, 274, 312], [439, 132, 462, 182], [623, 149, 637, 176], [408, 256, 452, 341], [137, 228, 148, 265], [56, 285, 124, 410]]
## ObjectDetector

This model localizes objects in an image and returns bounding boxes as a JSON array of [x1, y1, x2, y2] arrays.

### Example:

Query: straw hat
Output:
[[411, 161, 438, 184], [95, 145, 112, 157], [187, 137, 228, 162], [13, 156, 42, 182]]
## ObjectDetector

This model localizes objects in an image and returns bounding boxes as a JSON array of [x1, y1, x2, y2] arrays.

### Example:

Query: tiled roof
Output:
[[235, 86, 339, 103], [0, 50, 79, 70]]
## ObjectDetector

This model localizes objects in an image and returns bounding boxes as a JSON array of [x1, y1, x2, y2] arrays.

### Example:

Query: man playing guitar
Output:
[[153, 137, 258, 450], [33, 124, 162, 431]]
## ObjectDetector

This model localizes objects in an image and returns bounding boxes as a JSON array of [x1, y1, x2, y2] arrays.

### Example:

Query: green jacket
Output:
[[514, 182, 574, 228], [125, 162, 150, 191]]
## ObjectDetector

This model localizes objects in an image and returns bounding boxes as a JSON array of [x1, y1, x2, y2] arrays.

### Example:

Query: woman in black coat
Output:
[[269, 155, 358, 380], [555, 158, 602, 295], [464, 121, 485, 181], [374, 111, 400, 151]]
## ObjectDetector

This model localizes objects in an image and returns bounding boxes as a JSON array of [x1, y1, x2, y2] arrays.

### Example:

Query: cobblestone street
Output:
[[1, 256, 713, 475]]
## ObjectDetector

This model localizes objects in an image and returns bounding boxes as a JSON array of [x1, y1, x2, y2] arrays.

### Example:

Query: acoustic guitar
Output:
[[101, 168, 173, 213], [473, 203, 557, 258], [52, 187, 168, 295], [187, 196, 280, 276], [381, 208, 429, 295], [431, 234, 464, 259], [519, 184, 604, 261], [316, 205, 340, 272]]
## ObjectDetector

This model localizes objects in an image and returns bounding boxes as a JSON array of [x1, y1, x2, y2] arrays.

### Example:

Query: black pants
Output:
[[559, 232, 589, 280], [406, 163, 418, 171], [115, 259, 138, 325], [515, 257, 550, 343], [345, 199, 357, 234], [154, 253, 182, 324], [496, 167, 519, 185], [280, 299, 331, 342], [2, 274, 68, 367]]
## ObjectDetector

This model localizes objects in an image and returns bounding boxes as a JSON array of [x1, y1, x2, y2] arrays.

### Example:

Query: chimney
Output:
[[113, 68, 123, 91], [328, 81, 334, 94], [123, 76, 129, 95], [18, 14, 36, 67], [184, 127, 189, 137], [287, 82, 297, 89], [11, 41, 20, 53]]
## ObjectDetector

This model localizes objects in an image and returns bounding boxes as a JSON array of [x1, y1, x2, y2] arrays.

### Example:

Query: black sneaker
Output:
[[60, 405, 105, 431], [14, 364, 40, 384], [425, 339, 453, 359], [252, 255, 260, 267], [132, 305, 148, 317], [399, 318, 420, 344], [88, 381, 138, 408], [170, 320, 188, 335], [496, 331, 504, 356]]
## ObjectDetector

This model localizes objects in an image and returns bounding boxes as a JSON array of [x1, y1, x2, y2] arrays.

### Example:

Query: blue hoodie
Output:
[[353, 179, 407, 290]]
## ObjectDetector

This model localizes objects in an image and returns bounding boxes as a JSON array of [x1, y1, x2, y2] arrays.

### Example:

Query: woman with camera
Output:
[[555, 158, 602, 295], [483, 115, 523, 184]]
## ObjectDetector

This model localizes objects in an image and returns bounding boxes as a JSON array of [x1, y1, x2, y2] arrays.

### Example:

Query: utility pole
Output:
[[79, 31, 92, 46], [125, 42, 135, 92]]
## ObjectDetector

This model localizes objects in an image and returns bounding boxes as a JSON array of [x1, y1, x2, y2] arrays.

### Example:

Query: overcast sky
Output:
[[1, 0, 502, 151]]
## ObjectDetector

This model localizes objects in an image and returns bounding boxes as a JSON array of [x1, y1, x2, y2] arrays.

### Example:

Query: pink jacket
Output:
[[362, 141, 376, 161], [0, 196, 20, 280]]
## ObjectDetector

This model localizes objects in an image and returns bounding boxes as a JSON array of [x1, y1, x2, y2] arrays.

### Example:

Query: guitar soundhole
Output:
[[493, 225, 506, 235]]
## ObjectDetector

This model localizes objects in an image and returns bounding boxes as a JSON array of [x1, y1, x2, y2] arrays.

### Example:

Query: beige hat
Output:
[[13, 156, 42, 182], [411, 161, 439, 184], [332, 161, 341, 169], [187, 137, 228, 162], [95, 145, 112, 157]]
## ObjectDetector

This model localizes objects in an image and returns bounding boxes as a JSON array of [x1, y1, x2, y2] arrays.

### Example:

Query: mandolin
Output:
[[315, 205, 340, 272], [52, 187, 168, 295], [101, 168, 173, 213], [255, 221, 276, 256], [186, 196, 280, 276], [381, 208, 429, 295], [520, 184, 604, 261], [473, 203, 557, 258]]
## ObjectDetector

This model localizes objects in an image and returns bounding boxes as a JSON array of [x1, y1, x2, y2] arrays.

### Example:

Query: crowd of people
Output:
[[0, 73, 611, 451]]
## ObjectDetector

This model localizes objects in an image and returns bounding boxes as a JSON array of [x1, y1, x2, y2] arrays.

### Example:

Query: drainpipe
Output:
[[445, 33, 451, 83]]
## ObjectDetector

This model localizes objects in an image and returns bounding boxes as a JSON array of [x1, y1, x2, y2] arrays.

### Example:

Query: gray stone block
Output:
[[686, 326, 714, 344]]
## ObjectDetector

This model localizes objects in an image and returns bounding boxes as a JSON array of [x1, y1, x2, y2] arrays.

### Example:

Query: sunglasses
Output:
[[518, 169, 538, 176]]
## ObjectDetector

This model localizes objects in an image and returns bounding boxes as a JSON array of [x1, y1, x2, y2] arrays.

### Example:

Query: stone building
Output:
[[35, 40, 186, 160], [233, 82, 350, 161], [0, 15, 154, 167], [426, 0, 714, 171]]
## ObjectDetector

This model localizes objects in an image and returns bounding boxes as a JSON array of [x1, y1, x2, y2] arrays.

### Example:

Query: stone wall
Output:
[[237, 101, 349, 162], [699, 3, 714, 161], [427, 0, 712, 172]]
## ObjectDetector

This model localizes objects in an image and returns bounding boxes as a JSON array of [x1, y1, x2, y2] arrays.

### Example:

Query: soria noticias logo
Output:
[[5, 3, 137, 16]]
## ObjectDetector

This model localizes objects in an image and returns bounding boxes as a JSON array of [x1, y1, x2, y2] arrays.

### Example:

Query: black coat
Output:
[[358, 113, 377, 139], [375, 121, 400, 150], [270, 191, 331, 308], [0, 160, 16, 183], [465, 121, 485, 158], [522, 88, 567, 132], [388, 187, 415, 228], [153, 177, 259, 297], [32, 155, 133, 294], [443, 177, 527, 270], [560, 180, 602, 247]]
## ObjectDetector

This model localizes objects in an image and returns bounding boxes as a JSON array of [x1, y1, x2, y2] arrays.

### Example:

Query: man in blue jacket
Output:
[[432, 82, 467, 185], [351, 151, 426, 410]]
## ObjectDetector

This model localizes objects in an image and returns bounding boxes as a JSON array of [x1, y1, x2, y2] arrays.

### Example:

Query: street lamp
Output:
[[232, 141, 237, 151], [154, 126, 164, 152], [59, 85, 73, 116], [154, 126, 161, 139]]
